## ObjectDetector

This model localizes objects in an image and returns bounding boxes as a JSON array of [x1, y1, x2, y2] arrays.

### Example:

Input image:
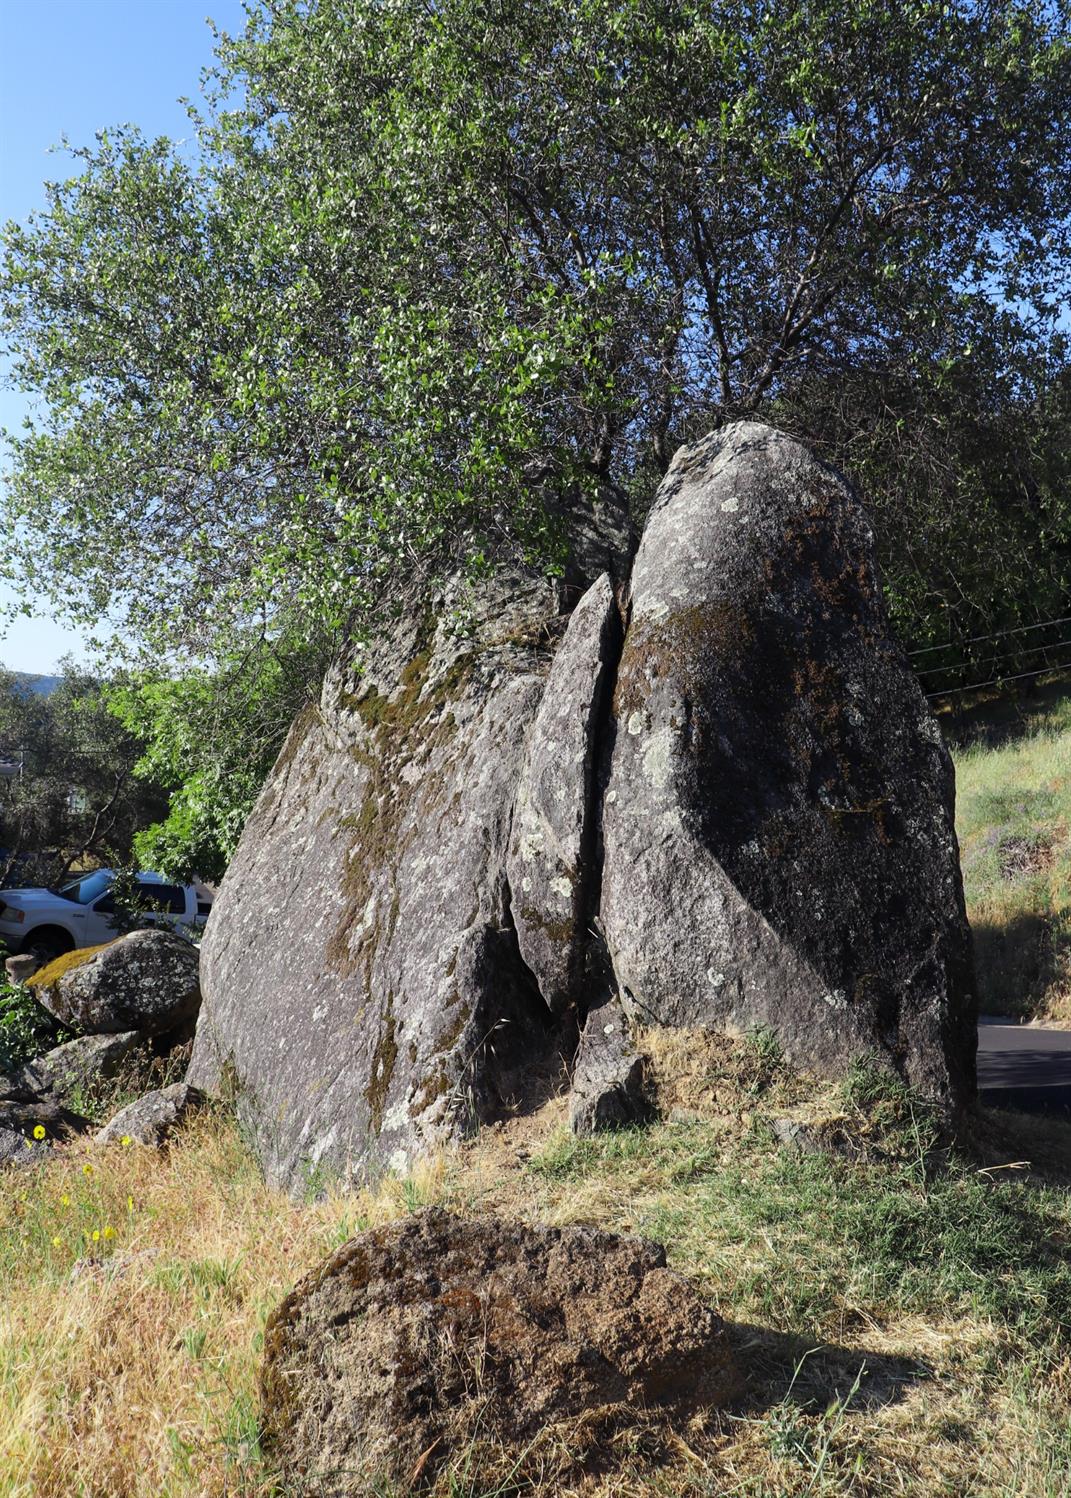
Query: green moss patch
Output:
[[28, 942, 115, 989]]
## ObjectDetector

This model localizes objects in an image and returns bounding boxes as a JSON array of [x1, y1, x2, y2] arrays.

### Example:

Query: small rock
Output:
[[5, 953, 41, 985], [30, 930, 200, 1037], [0, 1095, 92, 1168], [96, 1082, 205, 1146], [771, 1115, 863, 1160], [569, 997, 649, 1136], [260, 1208, 739, 1493]]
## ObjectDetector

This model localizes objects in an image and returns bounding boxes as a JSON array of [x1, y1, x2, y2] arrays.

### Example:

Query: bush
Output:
[[0, 973, 68, 1072]]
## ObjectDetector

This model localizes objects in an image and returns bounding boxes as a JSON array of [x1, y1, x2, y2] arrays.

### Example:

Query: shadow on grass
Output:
[[727, 1322, 929, 1416], [971, 909, 1063, 1019]]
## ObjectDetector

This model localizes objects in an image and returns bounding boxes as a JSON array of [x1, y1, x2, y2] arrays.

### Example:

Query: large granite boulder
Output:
[[191, 420, 977, 1188], [188, 542, 629, 1189], [29, 930, 201, 1038], [600, 422, 976, 1108], [260, 1208, 739, 1492]]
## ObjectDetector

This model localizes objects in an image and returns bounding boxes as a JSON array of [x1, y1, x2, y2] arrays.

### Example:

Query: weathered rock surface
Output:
[[260, 1208, 739, 1492], [188, 565, 617, 1190], [600, 422, 976, 1108], [569, 997, 648, 1135], [191, 420, 978, 1188], [6, 1031, 146, 1105], [507, 572, 621, 1012], [96, 1081, 205, 1146], [30, 930, 201, 1038]]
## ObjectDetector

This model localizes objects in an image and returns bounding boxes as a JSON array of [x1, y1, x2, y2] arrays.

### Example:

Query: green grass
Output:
[[950, 682, 1071, 1021], [527, 1115, 1071, 1343]]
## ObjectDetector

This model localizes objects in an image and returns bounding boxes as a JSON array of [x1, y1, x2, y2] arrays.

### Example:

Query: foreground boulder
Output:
[[30, 930, 201, 1038], [601, 423, 976, 1108], [260, 1208, 738, 1492]]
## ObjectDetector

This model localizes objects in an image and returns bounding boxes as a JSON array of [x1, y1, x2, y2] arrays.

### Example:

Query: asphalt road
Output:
[[977, 1017, 1071, 1113]]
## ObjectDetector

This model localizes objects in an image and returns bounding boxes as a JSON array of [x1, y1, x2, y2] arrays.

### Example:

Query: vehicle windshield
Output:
[[56, 871, 113, 906]]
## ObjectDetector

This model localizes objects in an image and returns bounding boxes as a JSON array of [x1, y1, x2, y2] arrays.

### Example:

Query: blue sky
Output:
[[0, 0, 247, 673]]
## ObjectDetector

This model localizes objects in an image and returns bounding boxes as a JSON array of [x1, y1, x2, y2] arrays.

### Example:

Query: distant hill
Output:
[[8, 673, 62, 697]]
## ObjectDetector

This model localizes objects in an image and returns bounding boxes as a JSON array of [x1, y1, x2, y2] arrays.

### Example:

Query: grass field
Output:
[[2, 685, 1069, 1496], [2, 1035, 1070, 1498], [950, 679, 1071, 1023]]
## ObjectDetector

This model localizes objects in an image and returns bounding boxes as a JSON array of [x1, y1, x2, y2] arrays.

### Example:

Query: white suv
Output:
[[0, 870, 213, 963]]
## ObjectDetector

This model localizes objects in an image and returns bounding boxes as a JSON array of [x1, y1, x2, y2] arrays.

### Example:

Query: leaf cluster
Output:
[[2, 0, 1069, 662]]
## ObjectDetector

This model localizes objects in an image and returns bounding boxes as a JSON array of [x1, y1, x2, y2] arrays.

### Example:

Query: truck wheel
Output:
[[25, 928, 74, 965]]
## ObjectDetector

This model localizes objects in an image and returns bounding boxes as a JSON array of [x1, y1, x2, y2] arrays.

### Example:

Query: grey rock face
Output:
[[96, 1081, 204, 1146], [507, 573, 621, 1013], [30, 930, 201, 1038], [260, 1207, 739, 1493], [600, 422, 976, 1108], [192, 421, 977, 1188], [188, 571, 586, 1190], [569, 997, 648, 1135]]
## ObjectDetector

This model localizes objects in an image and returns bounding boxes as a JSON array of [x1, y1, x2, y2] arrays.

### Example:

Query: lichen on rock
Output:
[[600, 421, 976, 1110]]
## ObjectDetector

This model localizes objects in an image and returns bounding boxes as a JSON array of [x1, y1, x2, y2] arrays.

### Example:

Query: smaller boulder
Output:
[[5, 953, 41, 985], [96, 1081, 205, 1146], [569, 998, 649, 1136], [30, 930, 201, 1037], [261, 1208, 739, 1493], [7, 1032, 146, 1106]]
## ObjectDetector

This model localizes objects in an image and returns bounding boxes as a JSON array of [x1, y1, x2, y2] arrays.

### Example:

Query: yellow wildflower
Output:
[[51, 1236, 62, 1249], [32, 1124, 46, 1140], [91, 1230, 100, 1243], [60, 1194, 70, 1206], [82, 1163, 93, 1177], [103, 1226, 116, 1241], [120, 1136, 132, 1148]]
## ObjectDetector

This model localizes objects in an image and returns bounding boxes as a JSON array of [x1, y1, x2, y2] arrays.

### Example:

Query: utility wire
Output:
[[914, 635, 1071, 676], [909, 614, 1071, 657], [926, 663, 1071, 699]]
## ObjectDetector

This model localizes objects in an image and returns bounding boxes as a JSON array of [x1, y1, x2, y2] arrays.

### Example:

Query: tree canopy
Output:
[[0, 666, 165, 887], [2, 0, 1070, 663]]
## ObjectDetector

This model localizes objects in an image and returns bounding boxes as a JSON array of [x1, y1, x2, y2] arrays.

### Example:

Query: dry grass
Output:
[[0, 1111, 414, 1497], [3, 1044, 1070, 1497]]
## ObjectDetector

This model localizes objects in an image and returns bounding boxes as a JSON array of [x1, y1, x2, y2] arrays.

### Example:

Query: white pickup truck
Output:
[[0, 870, 213, 962]]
